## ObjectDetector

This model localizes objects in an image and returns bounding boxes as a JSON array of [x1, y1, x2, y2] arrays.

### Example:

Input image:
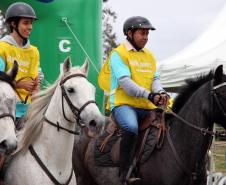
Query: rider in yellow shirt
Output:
[[0, 2, 42, 124], [99, 16, 170, 184]]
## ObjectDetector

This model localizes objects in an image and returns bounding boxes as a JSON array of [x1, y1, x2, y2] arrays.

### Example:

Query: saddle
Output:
[[94, 108, 168, 167]]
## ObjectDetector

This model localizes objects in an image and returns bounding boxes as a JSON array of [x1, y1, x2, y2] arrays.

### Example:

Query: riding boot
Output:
[[119, 131, 140, 184]]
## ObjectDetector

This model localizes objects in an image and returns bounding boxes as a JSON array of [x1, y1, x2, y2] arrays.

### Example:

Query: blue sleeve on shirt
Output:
[[0, 57, 6, 71], [110, 51, 131, 79], [154, 71, 159, 80]]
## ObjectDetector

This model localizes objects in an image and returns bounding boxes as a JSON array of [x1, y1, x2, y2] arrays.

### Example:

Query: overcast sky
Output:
[[105, 0, 225, 61]]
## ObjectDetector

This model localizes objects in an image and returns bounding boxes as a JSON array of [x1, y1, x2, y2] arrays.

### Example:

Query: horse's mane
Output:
[[0, 71, 15, 89], [172, 70, 214, 113], [16, 67, 83, 153]]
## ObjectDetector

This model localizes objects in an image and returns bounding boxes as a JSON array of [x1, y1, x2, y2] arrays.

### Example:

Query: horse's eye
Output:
[[67, 87, 75, 93]]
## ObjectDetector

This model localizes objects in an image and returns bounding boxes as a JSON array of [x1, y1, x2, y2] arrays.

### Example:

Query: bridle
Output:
[[0, 113, 15, 122], [59, 73, 96, 126], [212, 81, 226, 121], [29, 73, 97, 185], [168, 80, 226, 136], [166, 79, 226, 181], [44, 73, 96, 135]]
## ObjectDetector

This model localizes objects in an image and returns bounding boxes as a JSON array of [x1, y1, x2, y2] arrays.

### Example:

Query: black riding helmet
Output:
[[5, 2, 38, 22], [123, 16, 155, 36], [5, 2, 38, 46]]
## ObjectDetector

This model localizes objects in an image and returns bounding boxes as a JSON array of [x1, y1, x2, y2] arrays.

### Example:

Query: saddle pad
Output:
[[94, 131, 119, 166], [94, 127, 159, 167], [140, 128, 158, 164]]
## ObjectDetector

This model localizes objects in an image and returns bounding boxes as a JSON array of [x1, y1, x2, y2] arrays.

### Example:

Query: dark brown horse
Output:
[[73, 65, 226, 185]]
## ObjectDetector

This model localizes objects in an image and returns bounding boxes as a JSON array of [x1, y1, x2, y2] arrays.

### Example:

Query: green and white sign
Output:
[[1, 0, 104, 111]]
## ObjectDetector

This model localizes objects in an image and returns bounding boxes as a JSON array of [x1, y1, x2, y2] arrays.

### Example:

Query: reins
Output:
[[163, 80, 226, 180], [167, 108, 226, 137], [15, 76, 34, 104], [167, 80, 226, 137]]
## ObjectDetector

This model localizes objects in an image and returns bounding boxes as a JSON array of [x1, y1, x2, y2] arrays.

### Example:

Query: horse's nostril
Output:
[[0, 140, 7, 150], [0, 139, 17, 154], [89, 120, 97, 127]]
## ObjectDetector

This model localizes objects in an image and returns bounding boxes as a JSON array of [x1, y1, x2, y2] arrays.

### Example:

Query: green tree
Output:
[[102, 2, 118, 60]]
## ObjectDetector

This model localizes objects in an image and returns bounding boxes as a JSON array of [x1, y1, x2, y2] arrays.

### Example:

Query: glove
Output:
[[158, 92, 170, 107], [148, 93, 161, 105], [148, 92, 170, 107]]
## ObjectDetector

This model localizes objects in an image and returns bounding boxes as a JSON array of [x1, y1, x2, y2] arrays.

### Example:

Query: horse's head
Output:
[[58, 57, 104, 137], [212, 65, 226, 129], [0, 61, 18, 155]]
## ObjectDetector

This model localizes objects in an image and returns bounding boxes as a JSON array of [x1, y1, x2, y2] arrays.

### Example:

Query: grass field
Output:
[[211, 141, 226, 174]]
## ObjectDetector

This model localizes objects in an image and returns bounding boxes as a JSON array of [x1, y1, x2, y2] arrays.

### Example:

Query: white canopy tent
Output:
[[159, 4, 226, 91]]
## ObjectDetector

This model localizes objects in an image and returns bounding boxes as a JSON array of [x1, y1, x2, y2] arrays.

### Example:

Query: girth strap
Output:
[[29, 145, 73, 185]]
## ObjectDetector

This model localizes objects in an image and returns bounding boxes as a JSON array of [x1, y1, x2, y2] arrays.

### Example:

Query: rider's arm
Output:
[[110, 51, 150, 98], [118, 76, 149, 98], [152, 71, 165, 93]]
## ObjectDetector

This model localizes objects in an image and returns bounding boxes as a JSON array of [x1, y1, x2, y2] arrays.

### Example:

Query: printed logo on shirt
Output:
[[129, 60, 153, 73], [7, 56, 29, 73]]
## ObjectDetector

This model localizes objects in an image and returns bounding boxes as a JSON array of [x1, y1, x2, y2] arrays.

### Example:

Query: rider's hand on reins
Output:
[[15, 79, 36, 91], [15, 77, 39, 92], [159, 92, 170, 107], [148, 93, 161, 105], [148, 92, 170, 108]]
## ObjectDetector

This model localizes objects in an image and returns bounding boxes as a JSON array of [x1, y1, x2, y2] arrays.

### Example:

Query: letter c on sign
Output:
[[59, 40, 71, 53]]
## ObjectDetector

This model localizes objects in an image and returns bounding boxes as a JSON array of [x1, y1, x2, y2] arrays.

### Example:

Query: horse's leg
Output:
[[73, 136, 98, 185], [73, 149, 97, 185], [85, 142, 122, 185]]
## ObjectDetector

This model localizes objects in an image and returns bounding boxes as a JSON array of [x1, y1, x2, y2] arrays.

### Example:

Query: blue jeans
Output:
[[112, 105, 150, 135]]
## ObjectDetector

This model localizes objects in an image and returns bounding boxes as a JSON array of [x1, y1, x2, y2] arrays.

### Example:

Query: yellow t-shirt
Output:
[[99, 42, 157, 110], [0, 41, 39, 104]]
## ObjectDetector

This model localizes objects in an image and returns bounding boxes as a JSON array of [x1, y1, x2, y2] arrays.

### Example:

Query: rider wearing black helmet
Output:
[[123, 16, 155, 51], [5, 2, 38, 46], [98, 16, 169, 184], [0, 2, 43, 126]]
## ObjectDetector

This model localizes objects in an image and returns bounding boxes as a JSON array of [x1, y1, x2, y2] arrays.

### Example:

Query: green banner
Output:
[[1, 0, 104, 111]]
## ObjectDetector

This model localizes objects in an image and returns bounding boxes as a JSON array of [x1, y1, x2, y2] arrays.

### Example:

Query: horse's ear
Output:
[[63, 56, 71, 74], [7, 60, 18, 80], [81, 58, 89, 76], [214, 65, 223, 84]]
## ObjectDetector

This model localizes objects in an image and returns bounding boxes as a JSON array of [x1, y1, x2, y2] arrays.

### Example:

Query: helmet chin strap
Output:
[[126, 33, 142, 51], [15, 27, 28, 46]]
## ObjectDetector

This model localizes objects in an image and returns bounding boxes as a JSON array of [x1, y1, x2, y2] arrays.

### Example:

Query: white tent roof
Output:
[[159, 4, 226, 91]]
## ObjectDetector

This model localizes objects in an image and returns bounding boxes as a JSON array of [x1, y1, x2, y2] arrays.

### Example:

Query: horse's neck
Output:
[[176, 86, 211, 128], [171, 86, 213, 167], [33, 90, 75, 172]]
